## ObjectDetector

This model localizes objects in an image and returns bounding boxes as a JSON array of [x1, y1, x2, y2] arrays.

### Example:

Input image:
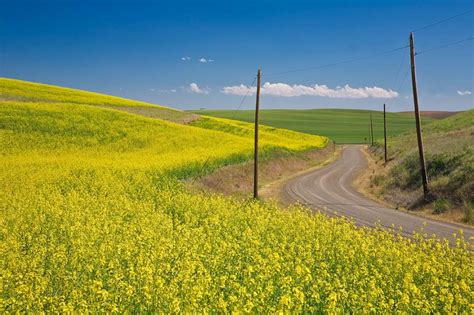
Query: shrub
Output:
[[433, 198, 449, 214], [371, 174, 384, 186]]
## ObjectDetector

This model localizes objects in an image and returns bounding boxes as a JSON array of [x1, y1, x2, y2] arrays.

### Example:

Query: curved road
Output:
[[283, 145, 473, 241]]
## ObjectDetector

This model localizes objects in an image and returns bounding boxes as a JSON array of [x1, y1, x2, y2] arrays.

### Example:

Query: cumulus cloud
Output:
[[457, 90, 472, 96], [199, 58, 214, 63], [181, 56, 191, 61], [189, 83, 209, 95], [222, 82, 398, 98], [150, 88, 177, 93], [222, 84, 257, 96]]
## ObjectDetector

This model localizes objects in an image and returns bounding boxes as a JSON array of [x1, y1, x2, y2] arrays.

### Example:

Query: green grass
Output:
[[423, 109, 473, 132], [190, 109, 435, 144], [371, 110, 474, 222]]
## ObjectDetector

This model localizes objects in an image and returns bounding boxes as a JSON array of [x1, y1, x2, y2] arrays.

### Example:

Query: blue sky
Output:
[[1, 0, 472, 111]]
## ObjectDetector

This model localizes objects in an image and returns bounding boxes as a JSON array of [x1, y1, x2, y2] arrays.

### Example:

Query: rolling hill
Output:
[[0, 78, 471, 313], [398, 111, 462, 120], [370, 110, 474, 223], [190, 108, 435, 143]]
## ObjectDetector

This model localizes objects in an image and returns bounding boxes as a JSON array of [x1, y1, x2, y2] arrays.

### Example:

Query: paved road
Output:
[[283, 145, 473, 242]]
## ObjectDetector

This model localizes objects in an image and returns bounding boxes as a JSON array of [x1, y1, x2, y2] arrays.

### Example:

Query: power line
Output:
[[230, 76, 257, 120], [386, 70, 409, 113], [395, 68, 410, 98], [388, 36, 472, 112], [386, 51, 408, 112], [224, 11, 472, 113], [264, 45, 409, 78], [411, 9, 474, 32], [416, 36, 473, 55], [192, 75, 256, 182], [393, 49, 406, 88], [263, 9, 473, 78], [253, 9, 474, 80]]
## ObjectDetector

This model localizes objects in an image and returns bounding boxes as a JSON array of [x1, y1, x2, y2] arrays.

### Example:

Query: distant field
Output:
[[190, 109, 435, 144]]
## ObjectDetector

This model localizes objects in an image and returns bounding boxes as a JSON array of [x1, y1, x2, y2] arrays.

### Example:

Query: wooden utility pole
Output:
[[383, 104, 388, 163], [368, 123, 371, 145], [253, 69, 261, 199], [409, 32, 429, 198], [370, 114, 374, 146]]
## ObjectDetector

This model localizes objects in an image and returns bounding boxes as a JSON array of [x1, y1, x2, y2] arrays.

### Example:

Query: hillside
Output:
[[0, 78, 198, 124], [190, 108, 435, 143], [0, 78, 327, 159], [369, 110, 474, 223], [398, 111, 463, 120], [0, 78, 472, 313]]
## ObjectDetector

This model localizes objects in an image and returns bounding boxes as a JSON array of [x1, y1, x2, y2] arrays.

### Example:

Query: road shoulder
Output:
[[185, 146, 339, 200], [355, 146, 473, 228], [260, 147, 342, 204]]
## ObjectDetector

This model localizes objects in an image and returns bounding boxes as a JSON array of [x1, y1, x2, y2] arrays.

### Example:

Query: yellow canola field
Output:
[[0, 79, 472, 313], [0, 78, 155, 107], [1, 165, 472, 313], [190, 115, 327, 151], [1, 101, 325, 170]]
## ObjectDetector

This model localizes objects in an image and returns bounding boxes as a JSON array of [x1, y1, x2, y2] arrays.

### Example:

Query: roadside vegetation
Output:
[[0, 78, 472, 312], [370, 110, 474, 224], [191, 108, 434, 143]]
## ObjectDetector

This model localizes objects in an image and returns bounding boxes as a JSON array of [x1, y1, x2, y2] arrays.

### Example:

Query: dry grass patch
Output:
[[99, 105, 199, 124], [186, 146, 336, 200]]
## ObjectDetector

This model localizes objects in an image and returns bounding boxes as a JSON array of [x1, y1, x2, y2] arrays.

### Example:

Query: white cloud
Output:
[[222, 82, 398, 98], [222, 84, 257, 96], [150, 88, 177, 93], [181, 56, 191, 61], [457, 90, 472, 96], [199, 58, 214, 63], [189, 83, 210, 95]]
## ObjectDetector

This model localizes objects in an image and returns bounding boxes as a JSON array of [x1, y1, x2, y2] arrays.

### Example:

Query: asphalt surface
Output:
[[283, 145, 473, 242]]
